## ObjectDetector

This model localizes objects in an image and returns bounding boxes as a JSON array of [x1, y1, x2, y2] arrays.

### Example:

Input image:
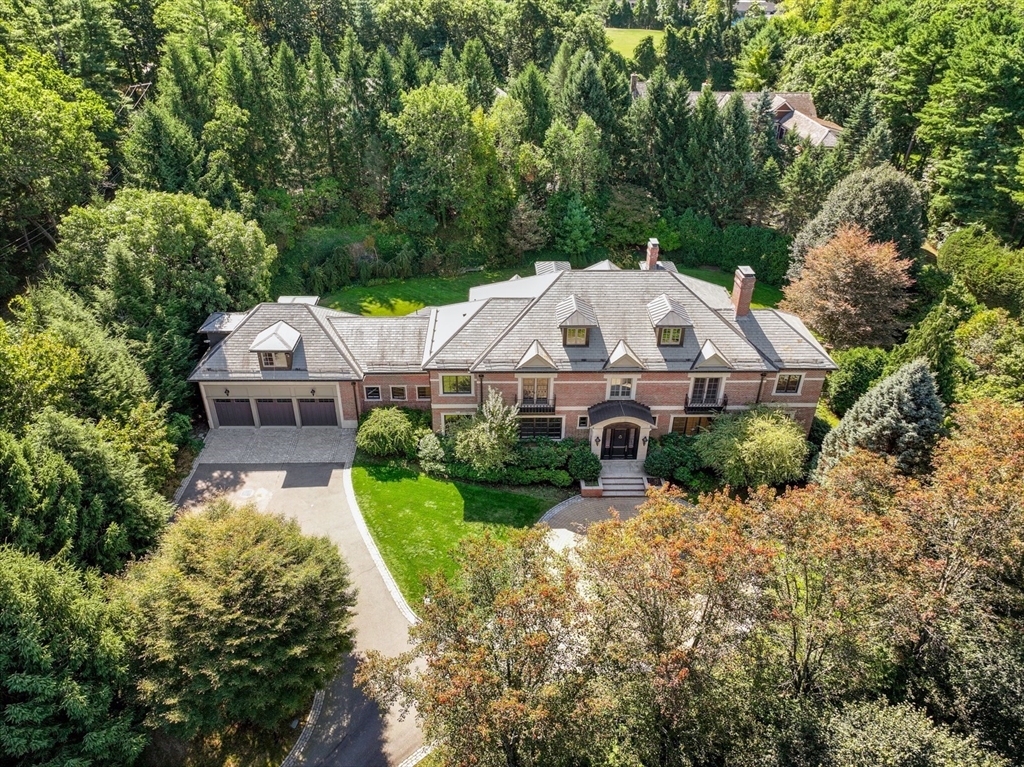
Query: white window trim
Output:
[[441, 412, 475, 434], [605, 374, 641, 401], [577, 415, 589, 429], [390, 385, 407, 401], [773, 373, 804, 396], [439, 374, 475, 397], [416, 385, 431, 400], [364, 385, 382, 401], [260, 351, 275, 367], [516, 375, 555, 403], [563, 327, 589, 346], [687, 374, 728, 402], [518, 415, 565, 440], [659, 327, 683, 346]]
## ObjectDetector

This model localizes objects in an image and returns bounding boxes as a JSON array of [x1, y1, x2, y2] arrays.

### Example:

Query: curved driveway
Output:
[[179, 429, 423, 766]]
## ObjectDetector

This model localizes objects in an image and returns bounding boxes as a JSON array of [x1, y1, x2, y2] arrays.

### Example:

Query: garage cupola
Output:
[[250, 321, 301, 370]]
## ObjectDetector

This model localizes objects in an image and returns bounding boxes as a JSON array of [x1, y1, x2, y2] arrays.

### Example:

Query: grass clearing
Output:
[[323, 267, 522, 315], [352, 458, 570, 606], [606, 27, 665, 59], [676, 266, 784, 308]]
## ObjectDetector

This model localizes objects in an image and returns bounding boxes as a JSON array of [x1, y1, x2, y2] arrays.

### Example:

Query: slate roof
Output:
[[189, 303, 360, 381], [250, 321, 301, 352], [191, 267, 836, 382]]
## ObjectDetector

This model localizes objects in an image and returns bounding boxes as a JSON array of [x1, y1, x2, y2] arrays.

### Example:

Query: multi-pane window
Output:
[[775, 374, 802, 394], [563, 327, 589, 346], [519, 417, 563, 440], [577, 415, 589, 429], [521, 377, 550, 403], [417, 385, 431, 400], [691, 377, 721, 404], [390, 386, 407, 400], [609, 377, 634, 399], [441, 375, 472, 394], [365, 385, 381, 400], [260, 352, 275, 367], [659, 327, 682, 345]]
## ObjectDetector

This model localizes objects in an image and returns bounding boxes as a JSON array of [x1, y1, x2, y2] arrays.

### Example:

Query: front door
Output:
[[601, 425, 639, 459]]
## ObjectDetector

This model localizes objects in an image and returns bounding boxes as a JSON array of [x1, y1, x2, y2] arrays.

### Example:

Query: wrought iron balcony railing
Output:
[[685, 394, 728, 413], [517, 396, 556, 414]]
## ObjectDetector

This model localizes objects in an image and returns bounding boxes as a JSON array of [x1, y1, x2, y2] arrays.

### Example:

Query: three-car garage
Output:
[[204, 384, 344, 428]]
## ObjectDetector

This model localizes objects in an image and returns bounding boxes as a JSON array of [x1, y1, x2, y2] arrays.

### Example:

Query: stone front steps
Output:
[[600, 475, 648, 497]]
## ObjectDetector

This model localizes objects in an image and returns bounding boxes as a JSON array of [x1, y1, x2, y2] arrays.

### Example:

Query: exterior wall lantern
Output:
[[310, 388, 316, 396], [594, 435, 601, 447], [224, 388, 230, 396], [642, 436, 648, 445]]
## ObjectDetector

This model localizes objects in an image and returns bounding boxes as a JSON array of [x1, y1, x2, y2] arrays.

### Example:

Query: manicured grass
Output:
[[676, 266, 784, 308], [352, 459, 571, 606], [322, 267, 522, 315], [606, 27, 666, 59]]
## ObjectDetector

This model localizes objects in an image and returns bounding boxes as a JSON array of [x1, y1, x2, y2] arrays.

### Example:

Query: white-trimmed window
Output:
[[577, 415, 589, 429], [609, 376, 634, 399], [258, 351, 291, 369], [775, 374, 802, 394], [364, 385, 382, 401], [260, 351, 275, 367], [691, 377, 721, 404], [521, 377, 551, 403], [563, 327, 589, 346], [671, 415, 713, 435], [442, 413, 473, 433], [441, 375, 473, 395], [659, 327, 683, 346], [390, 385, 407, 401], [416, 385, 431, 400]]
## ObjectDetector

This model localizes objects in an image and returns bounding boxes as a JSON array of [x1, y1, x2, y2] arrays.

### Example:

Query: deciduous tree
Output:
[[695, 405, 809, 489], [781, 225, 913, 348]]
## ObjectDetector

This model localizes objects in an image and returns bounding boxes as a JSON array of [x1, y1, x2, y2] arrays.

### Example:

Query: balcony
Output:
[[518, 396, 556, 414], [685, 394, 728, 413]]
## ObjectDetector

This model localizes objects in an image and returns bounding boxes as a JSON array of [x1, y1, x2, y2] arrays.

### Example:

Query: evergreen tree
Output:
[[367, 44, 401, 125], [556, 193, 596, 263], [305, 38, 345, 179], [885, 298, 965, 406], [547, 40, 573, 110], [508, 63, 552, 145], [0, 549, 146, 767], [437, 45, 461, 85], [632, 36, 658, 77], [123, 101, 201, 192], [778, 140, 828, 233], [852, 120, 893, 170], [275, 42, 311, 184], [158, 40, 215, 141], [685, 85, 727, 222], [789, 164, 925, 278], [460, 37, 496, 110], [837, 90, 878, 164], [718, 92, 756, 223], [817, 360, 945, 477], [560, 50, 616, 142], [154, 0, 245, 64], [397, 34, 420, 90]]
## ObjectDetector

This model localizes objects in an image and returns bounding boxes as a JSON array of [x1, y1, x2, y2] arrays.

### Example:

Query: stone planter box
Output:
[[580, 479, 603, 497]]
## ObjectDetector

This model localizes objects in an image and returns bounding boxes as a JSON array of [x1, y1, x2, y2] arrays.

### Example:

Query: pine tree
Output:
[[437, 45, 461, 86], [852, 120, 893, 170], [556, 193, 596, 263], [718, 92, 756, 223], [778, 140, 828, 233], [817, 360, 945, 477], [159, 40, 215, 142], [633, 36, 658, 77], [397, 34, 420, 90], [123, 101, 201, 192], [685, 85, 726, 221], [508, 63, 551, 145], [559, 50, 615, 139], [305, 38, 344, 179], [275, 42, 311, 184], [460, 38, 496, 110], [547, 40, 573, 109], [367, 45, 401, 125], [885, 298, 965, 406]]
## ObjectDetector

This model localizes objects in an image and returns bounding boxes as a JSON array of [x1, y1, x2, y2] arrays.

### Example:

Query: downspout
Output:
[[477, 373, 485, 407], [755, 371, 767, 404], [351, 381, 361, 419]]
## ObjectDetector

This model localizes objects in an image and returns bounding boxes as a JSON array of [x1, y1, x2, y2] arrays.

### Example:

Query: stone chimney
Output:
[[731, 266, 756, 317], [645, 238, 660, 271]]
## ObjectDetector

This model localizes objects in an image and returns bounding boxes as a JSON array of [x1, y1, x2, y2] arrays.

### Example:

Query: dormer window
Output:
[[563, 327, 589, 346], [659, 327, 682, 346], [250, 320, 301, 372], [259, 351, 292, 370]]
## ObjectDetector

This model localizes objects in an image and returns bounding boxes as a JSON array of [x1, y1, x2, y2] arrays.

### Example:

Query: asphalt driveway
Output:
[[179, 439, 423, 766]]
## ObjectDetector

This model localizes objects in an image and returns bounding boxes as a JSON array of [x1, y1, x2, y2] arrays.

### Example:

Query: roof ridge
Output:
[[422, 298, 493, 368], [468, 270, 567, 371], [304, 302, 364, 378]]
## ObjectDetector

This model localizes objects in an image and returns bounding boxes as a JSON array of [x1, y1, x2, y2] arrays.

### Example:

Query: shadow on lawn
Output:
[[361, 461, 419, 483]]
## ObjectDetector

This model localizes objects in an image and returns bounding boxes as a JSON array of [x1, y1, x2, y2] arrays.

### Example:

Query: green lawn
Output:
[[352, 459, 570, 606], [676, 267, 784, 309], [323, 267, 521, 315], [606, 27, 666, 59]]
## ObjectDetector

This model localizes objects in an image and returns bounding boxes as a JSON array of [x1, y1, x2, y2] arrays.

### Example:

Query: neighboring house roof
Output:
[[627, 84, 843, 147], [584, 259, 622, 271], [191, 267, 836, 382], [535, 261, 572, 275], [276, 295, 320, 304]]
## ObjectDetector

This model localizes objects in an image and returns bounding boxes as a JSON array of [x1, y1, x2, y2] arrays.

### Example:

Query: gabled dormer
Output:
[[516, 340, 557, 369], [607, 340, 644, 370], [692, 339, 731, 369], [250, 320, 301, 370], [647, 294, 693, 347], [555, 294, 598, 347]]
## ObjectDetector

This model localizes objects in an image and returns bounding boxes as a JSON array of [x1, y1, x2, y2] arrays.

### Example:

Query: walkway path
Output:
[[179, 430, 423, 767], [542, 495, 648, 553]]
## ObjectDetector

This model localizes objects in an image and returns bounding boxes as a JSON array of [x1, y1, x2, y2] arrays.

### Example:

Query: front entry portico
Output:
[[587, 400, 656, 462]]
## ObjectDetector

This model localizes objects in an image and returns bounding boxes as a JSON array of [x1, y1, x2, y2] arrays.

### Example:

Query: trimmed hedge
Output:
[[424, 435, 597, 487], [653, 211, 792, 286]]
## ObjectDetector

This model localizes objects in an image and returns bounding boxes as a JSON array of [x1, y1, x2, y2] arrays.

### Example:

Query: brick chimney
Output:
[[645, 238, 660, 271], [731, 266, 756, 317]]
